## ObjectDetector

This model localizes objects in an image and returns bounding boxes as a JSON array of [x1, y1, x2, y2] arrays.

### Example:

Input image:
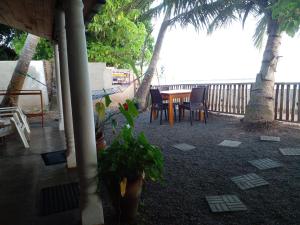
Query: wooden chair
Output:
[[149, 89, 168, 125], [179, 87, 207, 125]]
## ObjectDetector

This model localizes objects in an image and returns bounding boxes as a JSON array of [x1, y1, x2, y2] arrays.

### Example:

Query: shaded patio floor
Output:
[[0, 120, 80, 225], [1, 112, 300, 225]]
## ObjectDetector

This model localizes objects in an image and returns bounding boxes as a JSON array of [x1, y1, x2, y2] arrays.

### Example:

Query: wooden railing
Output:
[[152, 82, 300, 123]]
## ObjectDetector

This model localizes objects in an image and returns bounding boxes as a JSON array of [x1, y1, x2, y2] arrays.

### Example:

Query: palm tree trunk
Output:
[[1, 34, 40, 106], [139, 30, 153, 82], [244, 19, 281, 123], [135, 11, 170, 109]]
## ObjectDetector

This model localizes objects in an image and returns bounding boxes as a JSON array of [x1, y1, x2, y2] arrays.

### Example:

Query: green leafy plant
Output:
[[94, 93, 116, 140], [87, 0, 154, 76], [272, 0, 300, 37], [97, 99, 163, 189], [12, 32, 53, 60]]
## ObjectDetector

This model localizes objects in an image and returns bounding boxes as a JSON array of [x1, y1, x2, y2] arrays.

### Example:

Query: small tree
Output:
[[86, 0, 154, 78]]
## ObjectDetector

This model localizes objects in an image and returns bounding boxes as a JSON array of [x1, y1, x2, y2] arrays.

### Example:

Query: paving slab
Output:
[[218, 140, 241, 148], [231, 173, 269, 190], [279, 148, 300, 156], [206, 195, 247, 212], [260, 136, 280, 142], [249, 158, 282, 170], [173, 143, 196, 151]]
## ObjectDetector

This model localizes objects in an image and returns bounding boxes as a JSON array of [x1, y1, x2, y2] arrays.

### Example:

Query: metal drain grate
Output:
[[39, 182, 79, 216]]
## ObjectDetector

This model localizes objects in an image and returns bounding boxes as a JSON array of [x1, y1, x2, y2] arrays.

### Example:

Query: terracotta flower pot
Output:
[[108, 176, 143, 224]]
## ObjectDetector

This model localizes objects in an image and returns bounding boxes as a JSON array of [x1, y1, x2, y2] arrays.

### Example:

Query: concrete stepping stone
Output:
[[249, 158, 282, 170], [279, 148, 300, 156], [260, 136, 280, 142], [173, 143, 196, 151], [231, 173, 269, 190], [206, 195, 247, 212], [218, 140, 241, 148]]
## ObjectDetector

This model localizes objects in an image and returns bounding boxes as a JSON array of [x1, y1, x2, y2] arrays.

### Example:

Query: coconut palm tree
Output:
[[208, 0, 283, 124], [135, 0, 217, 109], [1, 34, 40, 106]]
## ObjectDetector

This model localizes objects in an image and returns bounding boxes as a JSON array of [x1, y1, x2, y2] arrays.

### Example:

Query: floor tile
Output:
[[279, 148, 300, 156], [260, 136, 280, 142], [231, 173, 269, 190], [218, 140, 241, 148], [206, 195, 247, 212], [249, 158, 282, 170], [173, 143, 196, 151]]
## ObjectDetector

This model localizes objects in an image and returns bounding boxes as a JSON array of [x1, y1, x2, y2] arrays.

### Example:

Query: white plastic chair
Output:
[[0, 106, 30, 138], [10, 113, 30, 148], [0, 107, 30, 149], [0, 119, 13, 144]]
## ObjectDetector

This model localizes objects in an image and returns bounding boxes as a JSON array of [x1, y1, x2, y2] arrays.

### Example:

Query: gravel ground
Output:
[[92, 111, 300, 224]]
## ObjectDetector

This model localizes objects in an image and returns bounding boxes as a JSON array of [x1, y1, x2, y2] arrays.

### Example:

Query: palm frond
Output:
[[207, 1, 239, 34], [140, 3, 167, 20], [169, 2, 217, 30], [116, 0, 154, 15], [252, 15, 268, 49], [242, 1, 255, 28]]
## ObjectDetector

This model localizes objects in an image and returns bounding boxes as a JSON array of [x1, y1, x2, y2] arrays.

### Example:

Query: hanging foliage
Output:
[[86, 0, 154, 73]]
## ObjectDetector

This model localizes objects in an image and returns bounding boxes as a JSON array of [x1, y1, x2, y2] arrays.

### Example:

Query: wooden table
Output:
[[160, 90, 191, 126]]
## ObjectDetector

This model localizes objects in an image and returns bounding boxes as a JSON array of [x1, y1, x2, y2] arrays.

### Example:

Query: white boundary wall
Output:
[[88, 62, 112, 91], [0, 61, 49, 112], [0, 60, 137, 111]]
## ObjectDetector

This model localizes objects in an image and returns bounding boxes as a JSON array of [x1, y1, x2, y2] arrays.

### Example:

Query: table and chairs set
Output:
[[149, 86, 208, 126]]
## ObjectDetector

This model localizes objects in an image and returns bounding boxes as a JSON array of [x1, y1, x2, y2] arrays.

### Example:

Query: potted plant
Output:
[[97, 100, 164, 223], [94, 93, 116, 150]]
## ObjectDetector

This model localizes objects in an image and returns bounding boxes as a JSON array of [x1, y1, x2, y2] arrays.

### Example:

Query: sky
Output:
[[151, 15, 300, 85]]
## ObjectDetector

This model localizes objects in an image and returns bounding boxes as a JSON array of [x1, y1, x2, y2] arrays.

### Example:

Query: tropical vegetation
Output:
[[1, 0, 300, 122], [86, 0, 154, 79], [1, 34, 40, 106], [135, 0, 218, 109], [98, 99, 163, 185], [12, 33, 53, 60], [272, 0, 300, 36], [0, 24, 18, 60], [205, 0, 287, 124], [0, 25, 52, 61]]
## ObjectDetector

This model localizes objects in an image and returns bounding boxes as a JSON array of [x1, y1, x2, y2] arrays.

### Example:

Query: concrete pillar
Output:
[[53, 44, 64, 131], [64, 0, 104, 224], [55, 9, 77, 169]]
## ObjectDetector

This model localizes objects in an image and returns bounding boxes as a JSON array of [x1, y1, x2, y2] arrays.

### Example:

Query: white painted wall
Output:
[[0, 60, 128, 112], [88, 62, 112, 91], [0, 61, 49, 112]]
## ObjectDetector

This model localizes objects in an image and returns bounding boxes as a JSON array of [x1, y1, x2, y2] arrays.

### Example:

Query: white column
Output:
[[53, 44, 65, 131], [64, 0, 104, 224], [55, 9, 77, 169]]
